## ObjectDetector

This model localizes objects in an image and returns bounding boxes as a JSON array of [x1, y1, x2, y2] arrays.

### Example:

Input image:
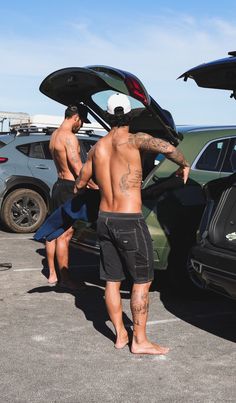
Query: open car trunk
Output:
[[40, 65, 180, 146]]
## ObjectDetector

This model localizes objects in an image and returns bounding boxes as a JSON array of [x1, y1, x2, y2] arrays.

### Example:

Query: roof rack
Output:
[[1, 113, 106, 137], [10, 124, 106, 137]]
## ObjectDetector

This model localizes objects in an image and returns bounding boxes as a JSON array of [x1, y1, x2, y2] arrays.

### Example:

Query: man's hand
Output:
[[74, 176, 99, 193], [86, 179, 99, 190], [175, 166, 190, 184], [74, 176, 80, 193]]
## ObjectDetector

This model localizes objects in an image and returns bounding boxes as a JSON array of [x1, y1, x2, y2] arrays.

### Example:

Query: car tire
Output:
[[1, 188, 47, 233]]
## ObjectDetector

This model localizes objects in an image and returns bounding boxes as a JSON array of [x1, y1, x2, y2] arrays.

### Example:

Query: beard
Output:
[[72, 125, 79, 133]]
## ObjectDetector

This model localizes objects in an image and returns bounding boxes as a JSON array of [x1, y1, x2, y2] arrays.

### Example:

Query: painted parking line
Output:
[[125, 318, 180, 328], [0, 236, 34, 240], [147, 318, 181, 325], [13, 264, 98, 272], [13, 268, 42, 272]]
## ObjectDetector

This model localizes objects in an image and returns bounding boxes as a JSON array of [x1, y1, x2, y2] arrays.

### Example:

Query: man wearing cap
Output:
[[75, 93, 190, 354], [46, 104, 90, 288]]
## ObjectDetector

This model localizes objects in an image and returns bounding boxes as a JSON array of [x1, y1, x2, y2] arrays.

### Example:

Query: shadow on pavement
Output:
[[30, 246, 133, 344], [34, 244, 236, 343], [159, 285, 236, 343]]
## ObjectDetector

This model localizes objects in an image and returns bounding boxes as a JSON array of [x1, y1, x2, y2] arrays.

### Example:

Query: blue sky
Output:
[[1, 0, 236, 127]]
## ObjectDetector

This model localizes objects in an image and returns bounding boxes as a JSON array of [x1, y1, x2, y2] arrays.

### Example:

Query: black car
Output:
[[180, 51, 236, 299]]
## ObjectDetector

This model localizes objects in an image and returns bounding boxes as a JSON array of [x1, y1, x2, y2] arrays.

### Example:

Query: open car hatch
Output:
[[178, 51, 236, 99], [40, 65, 180, 145]]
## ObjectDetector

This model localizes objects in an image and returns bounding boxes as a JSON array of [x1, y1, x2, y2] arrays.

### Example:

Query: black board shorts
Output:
[[51, 178, 75, 212], [97, 211, 154, 284]]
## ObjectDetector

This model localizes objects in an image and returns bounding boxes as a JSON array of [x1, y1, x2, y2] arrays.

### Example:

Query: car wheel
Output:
[[1, 189, 47, 233]]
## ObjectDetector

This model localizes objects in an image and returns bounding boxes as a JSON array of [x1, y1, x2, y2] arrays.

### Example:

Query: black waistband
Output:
[[57, 178, 75, 184], [99, 211, 143, 219]]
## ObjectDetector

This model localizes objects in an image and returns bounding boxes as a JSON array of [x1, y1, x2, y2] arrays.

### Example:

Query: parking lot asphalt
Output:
[[0, 228, 236, 403]]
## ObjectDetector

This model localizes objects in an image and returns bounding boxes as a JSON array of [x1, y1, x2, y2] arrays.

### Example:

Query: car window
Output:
[[42, 141, 53, 160], [92, 90, 143, 112], [222, 138, 236, 173], [17, 143, 30, 156], [29, 142, 45, 159], [195, 139, 227, 171], [0, 140, 7, 148]]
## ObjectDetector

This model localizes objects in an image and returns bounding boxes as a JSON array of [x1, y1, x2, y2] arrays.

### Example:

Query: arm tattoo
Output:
[[167, 148, 190, 168], [66, 138, 80, 163], [131, 133, 189, 168]]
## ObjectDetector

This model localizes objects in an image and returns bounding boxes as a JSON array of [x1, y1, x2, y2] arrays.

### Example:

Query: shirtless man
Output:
[[46, 104, 89, 287], [75, 93, 190, 354]]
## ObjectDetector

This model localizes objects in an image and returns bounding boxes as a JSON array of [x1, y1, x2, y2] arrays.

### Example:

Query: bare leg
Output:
[[130, 282, 169, 355], [45, 240, 58, 284], [56, 227, 77, 289], [105, 281, 129, 349]]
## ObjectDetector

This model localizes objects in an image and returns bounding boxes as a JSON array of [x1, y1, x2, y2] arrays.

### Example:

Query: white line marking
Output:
[[147, 318, 181, 325], [13, 264, 98, 272], [13, 268, 42, 272], [125, 318, 180, 328], [70, 264, 98, 268], [0, 237, 33, 240]]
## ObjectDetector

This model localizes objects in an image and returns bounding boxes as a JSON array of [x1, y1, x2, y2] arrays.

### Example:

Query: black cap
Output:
[[77, 104, 90, 123], [65, 104, 90, 123]]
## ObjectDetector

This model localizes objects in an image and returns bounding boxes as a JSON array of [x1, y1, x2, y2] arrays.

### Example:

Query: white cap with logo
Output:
[[107, 93, 131, 115]]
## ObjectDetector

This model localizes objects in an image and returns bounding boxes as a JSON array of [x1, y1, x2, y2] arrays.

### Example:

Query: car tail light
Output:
[[0, 157, 8, 163], [124, 74, 150, 106]]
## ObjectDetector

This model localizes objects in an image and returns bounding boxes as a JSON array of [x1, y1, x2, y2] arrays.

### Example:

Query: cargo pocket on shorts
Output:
[[116, 230, 138, 252]]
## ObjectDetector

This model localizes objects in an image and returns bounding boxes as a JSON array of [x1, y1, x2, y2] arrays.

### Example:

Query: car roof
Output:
[[177, 124, 236, 134]]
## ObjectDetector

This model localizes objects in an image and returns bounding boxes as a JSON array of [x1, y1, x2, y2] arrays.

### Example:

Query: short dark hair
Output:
[[65, 104, 90, 123], [107, 106, 132, 128], [65, 105, 79, 119]]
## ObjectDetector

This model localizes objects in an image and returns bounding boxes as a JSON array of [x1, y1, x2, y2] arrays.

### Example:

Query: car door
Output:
[[220, 137, 236, 176], [27, 140, 57, 189], [190, 137, 232, 185]]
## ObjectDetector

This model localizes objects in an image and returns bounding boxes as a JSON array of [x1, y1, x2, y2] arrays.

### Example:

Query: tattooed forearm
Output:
[[166, 148, 190, 168], [132, 133, 189, 168]]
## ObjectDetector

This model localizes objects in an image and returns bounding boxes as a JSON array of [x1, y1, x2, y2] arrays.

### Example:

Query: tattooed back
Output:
[[92, 127, 143, 213]]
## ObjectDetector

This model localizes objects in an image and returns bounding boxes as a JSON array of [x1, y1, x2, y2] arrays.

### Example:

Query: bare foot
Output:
[[131, 341, 169, 355], [115, 331, 129, 349], [48, 274, 58, 286]]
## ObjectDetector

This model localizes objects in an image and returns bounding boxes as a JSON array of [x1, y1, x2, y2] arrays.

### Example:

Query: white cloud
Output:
[[1, 13, 236, 124]]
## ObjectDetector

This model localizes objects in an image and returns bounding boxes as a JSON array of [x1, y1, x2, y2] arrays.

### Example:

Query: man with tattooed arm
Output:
[[75, 93, 190, 354], [46, 105, 92, 289]]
